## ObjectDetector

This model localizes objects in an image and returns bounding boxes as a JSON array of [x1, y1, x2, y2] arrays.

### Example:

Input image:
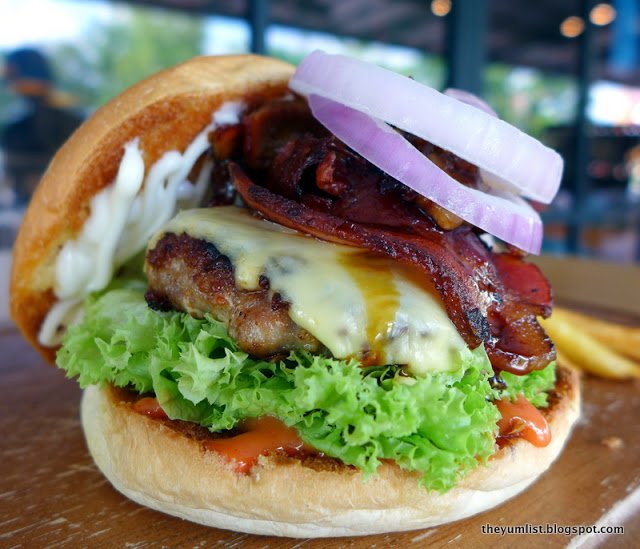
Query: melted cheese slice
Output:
[[151, 207, 469, 375]]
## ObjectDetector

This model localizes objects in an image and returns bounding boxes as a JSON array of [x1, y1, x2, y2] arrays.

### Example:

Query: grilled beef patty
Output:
[[145, 232, 322, 358]]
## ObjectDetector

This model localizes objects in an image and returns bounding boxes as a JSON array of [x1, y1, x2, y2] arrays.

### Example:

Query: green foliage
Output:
[[50, 5, 204, 108], [484, 63, 577, 139]]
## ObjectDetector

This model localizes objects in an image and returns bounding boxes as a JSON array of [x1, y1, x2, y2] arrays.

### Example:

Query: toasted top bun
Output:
[[10, 55, 294, 360], [81, 365, 580, 538]]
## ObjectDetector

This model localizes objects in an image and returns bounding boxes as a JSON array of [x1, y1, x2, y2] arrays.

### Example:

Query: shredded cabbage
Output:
[[57, 288, 555, 491]]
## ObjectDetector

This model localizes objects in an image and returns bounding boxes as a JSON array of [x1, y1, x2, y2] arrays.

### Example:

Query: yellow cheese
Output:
[[151, 207, 470, 375]]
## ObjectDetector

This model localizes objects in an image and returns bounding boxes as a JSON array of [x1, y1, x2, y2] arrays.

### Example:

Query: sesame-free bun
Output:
[[10, 55, 294, 360], [81, 365, 580, 538]]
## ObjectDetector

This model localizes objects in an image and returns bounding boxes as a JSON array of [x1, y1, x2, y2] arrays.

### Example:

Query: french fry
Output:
[[554, 307, 640, 363], [554, 350, 583, 376], [540, 312, 640, 380]]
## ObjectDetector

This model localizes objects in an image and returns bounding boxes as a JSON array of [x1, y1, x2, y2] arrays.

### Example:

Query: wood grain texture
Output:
[[1, 305, 639, 549]]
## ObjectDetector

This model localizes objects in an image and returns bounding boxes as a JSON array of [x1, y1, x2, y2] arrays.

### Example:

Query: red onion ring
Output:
[[444, 88, 497, 118], [290, 51, 563, 205], [308, 94, 543, 254], [444, 90, 524, 197]]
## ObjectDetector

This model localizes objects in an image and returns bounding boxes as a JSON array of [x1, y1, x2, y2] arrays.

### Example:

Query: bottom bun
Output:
[[81, 365, 580, 538]]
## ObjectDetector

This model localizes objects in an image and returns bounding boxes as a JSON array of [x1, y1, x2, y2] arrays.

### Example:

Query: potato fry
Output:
[[554, 350, 583, 376], [540, 312, 640, 380], [554, 307, 640, 362]]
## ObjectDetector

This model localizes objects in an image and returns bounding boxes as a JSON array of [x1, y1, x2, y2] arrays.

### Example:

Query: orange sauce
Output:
[[340, 251, 399, 364], [132, 397, 168, 420], [496, 394, 551, 448], [203, 416, 310, 474]]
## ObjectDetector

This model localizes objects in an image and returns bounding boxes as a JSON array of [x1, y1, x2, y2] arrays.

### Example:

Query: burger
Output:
[[10, 53, 580, 538]]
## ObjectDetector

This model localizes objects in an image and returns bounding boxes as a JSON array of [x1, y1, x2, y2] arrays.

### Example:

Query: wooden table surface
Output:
[[1, 300, 640, 548]]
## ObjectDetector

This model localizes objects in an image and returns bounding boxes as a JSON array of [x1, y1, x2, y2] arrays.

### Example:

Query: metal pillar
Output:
[[567, 0, 597, 253], [445, 0, 488, 95], [249, 0, 268, 55]]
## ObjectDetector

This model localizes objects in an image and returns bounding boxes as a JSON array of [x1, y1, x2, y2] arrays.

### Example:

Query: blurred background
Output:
[[0, 0, 639, 263]]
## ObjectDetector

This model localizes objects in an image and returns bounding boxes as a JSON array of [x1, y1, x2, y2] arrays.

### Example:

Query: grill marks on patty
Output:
[[144, 232, 322, 358]]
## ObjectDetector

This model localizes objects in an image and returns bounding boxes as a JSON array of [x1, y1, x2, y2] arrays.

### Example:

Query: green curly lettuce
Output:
[[57, 288, 556, 492], [500, 367, 556, 408]]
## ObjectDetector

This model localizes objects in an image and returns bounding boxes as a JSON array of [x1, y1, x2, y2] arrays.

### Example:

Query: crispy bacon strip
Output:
[[242, 99, 326, 171], [492, 253, 552, 316], [229, 163, 554, 374], [268, 135, 329, 199], [297, 139, 441, 237], [231, 99, 554, 374]]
